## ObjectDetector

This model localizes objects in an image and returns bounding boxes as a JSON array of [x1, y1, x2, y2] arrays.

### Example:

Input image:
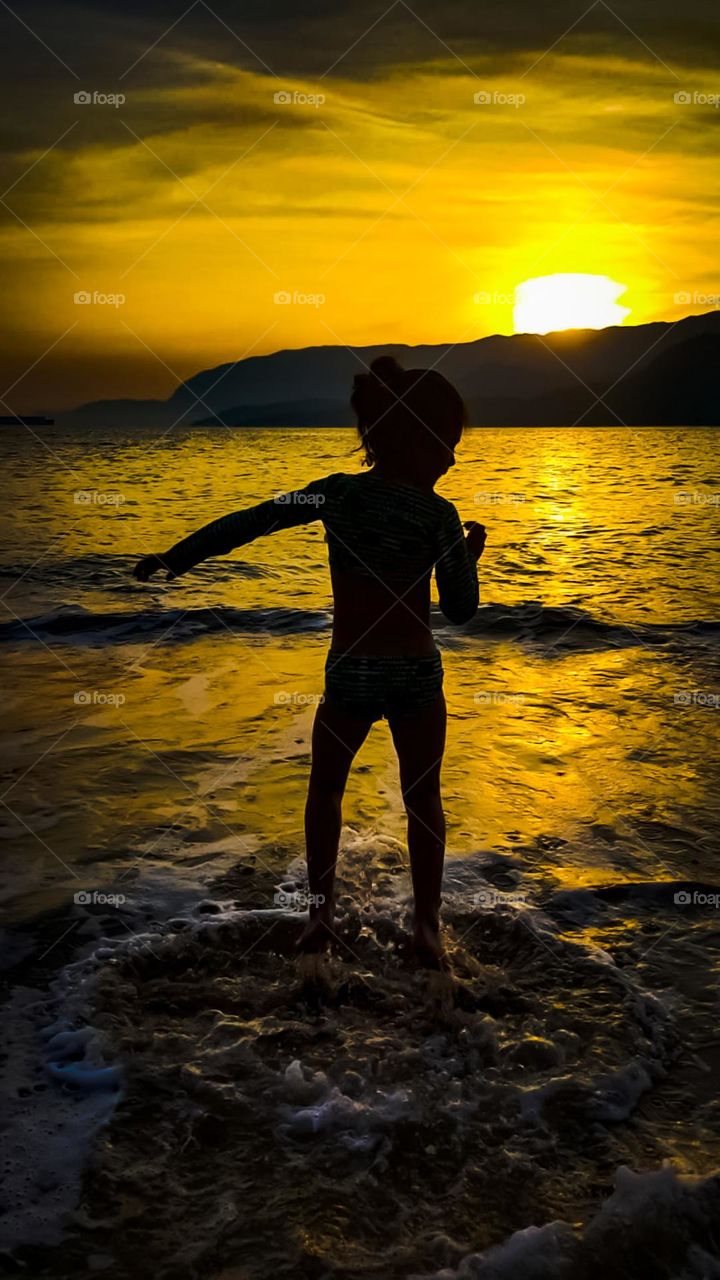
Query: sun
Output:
[[513, 273, 630, 334]]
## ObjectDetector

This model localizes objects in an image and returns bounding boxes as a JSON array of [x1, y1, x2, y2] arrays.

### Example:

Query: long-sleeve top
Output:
[[161, 471, 479, 624]]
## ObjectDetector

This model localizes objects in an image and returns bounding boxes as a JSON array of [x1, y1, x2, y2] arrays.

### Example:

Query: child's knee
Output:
[[308, 766, 347, 800], [402, 772, 442, 809]]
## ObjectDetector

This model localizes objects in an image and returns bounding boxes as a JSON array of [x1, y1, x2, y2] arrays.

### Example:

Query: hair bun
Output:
[[369, 355, 405, 386], [351, 356, 405, 416]]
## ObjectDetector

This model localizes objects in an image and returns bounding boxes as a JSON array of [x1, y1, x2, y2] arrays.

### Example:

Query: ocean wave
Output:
[[544, 878, 720, 926], [0, 603, 332, 645], [1, 599, 718, 652], [446, 600, 720, 652]]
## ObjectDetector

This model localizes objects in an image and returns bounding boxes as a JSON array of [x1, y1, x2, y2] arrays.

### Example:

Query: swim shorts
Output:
[[323, 649, 443, 722]]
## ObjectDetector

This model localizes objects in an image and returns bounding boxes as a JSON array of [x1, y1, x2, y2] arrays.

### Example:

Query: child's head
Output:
[[351, 356, 467, 483]]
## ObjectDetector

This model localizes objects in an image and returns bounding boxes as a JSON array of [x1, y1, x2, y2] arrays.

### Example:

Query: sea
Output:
[[1, 424, 719, 1279]]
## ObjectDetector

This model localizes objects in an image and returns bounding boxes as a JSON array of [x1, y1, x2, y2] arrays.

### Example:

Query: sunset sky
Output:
[[1, 0, 719, 409]]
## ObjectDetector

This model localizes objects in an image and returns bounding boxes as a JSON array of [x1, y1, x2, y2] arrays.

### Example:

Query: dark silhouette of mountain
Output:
[[603, 334, 720, 426], [466, 333, 720, 426], [56, 310, 720, 428], [58, 398, 184, 428], [195, 398, 353, 428]]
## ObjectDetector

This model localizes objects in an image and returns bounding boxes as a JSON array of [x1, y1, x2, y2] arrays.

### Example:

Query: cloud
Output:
[[1, 0, 719, 406], [5, 0, 720, 88]]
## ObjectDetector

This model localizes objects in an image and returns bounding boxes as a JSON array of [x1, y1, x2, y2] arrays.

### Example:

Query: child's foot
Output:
[[412, 919, 445, 970], [296, 911, 335, 954]]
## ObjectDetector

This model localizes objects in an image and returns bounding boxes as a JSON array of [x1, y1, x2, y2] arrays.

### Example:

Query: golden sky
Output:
[[1, 2, 719, 408]]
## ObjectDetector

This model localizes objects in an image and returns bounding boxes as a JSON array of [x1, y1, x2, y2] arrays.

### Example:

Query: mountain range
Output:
[[57, 310, 720, 428]]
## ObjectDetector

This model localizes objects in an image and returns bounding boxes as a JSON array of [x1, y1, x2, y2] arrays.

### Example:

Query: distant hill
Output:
[[195, 397, 352, 428], [57, 310, 720, 427], [466, 333, 720, 426]]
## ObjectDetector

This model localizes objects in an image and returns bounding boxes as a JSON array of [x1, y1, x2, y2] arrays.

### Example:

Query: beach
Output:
[[1, 424, 720, 1277]]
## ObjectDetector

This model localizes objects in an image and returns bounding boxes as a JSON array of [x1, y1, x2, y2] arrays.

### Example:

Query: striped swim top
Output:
[[162, 471, 479, 624]]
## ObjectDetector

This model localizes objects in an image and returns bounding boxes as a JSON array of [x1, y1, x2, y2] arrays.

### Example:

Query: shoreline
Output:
[[4, 838, 720, 1276]]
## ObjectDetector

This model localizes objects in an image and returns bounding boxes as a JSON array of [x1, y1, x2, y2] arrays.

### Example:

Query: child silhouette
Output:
[[135, 357, 485, 966]]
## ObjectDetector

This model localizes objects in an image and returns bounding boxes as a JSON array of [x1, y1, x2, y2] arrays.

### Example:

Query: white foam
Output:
[[0, 831, 689, 1265], [413, 1166, 720, 1279], [279, 1062, 413, 1151], [0, 984, 122, 1249], [412, 1221, 573, 1279]]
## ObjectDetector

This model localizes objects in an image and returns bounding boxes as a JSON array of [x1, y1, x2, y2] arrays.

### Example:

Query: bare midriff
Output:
[[329, 568, 435, 656]]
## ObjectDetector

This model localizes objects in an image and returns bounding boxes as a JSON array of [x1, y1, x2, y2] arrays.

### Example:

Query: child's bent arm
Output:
[[434, 503, 480, 624], [134, 476, 333, 580]]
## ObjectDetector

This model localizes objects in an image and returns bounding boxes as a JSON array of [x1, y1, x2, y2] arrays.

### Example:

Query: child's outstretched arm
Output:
[[434, 503, 484, 624], [134, 475, 334, 581]]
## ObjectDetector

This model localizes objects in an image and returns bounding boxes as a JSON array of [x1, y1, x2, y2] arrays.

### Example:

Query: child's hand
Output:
[[133, 554, 174, 582], [463, 522, 487, 560]]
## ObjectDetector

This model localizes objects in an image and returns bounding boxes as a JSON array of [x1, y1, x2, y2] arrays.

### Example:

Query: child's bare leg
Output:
[[298, 699, 373, 952], [389, 694, 447, 966]]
